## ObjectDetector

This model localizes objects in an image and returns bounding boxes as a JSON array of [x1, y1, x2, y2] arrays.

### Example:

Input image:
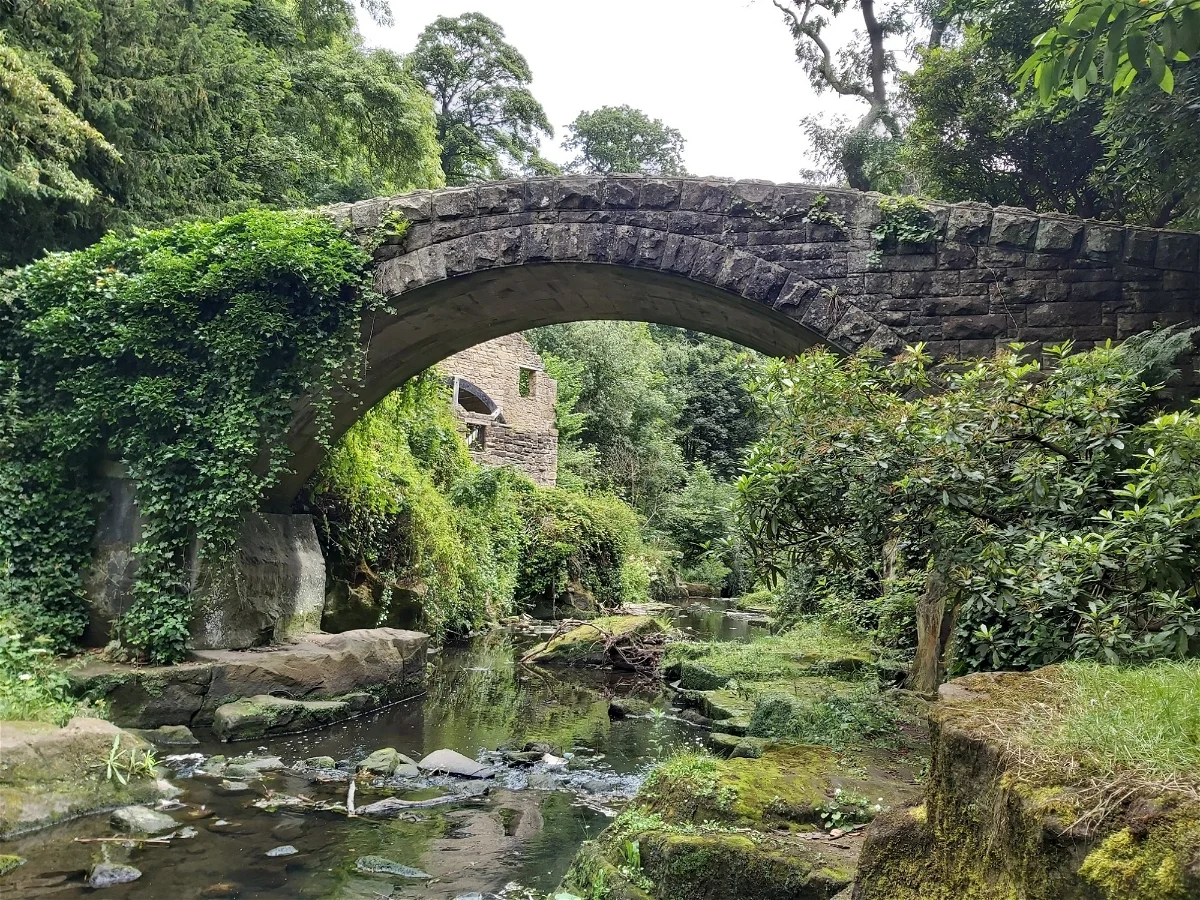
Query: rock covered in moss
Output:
[[561, 746, 914, 900], [852, 668, 1200, 899], [358, 747, 419, 777], [0, 856, 25, 878], [523, 615, 668, 669], [0, 718, 168, 838], [212, 692, 372, 741]]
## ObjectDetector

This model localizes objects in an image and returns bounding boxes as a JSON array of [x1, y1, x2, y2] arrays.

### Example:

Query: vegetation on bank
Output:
[[304, 370, 649, 640], [736, 329, 1200, 674], [0, 615, 79, 724]]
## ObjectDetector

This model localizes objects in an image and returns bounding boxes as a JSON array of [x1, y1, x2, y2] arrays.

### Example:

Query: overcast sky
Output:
[[357, 0, 869, 183]]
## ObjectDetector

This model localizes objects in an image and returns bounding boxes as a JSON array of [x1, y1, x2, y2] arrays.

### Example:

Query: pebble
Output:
[[266, 845, 298, 857], [354, 856, 431, 878]]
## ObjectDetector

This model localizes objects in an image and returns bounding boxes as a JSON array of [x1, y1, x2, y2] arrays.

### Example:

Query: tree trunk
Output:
[[908, 560, 955, 695]]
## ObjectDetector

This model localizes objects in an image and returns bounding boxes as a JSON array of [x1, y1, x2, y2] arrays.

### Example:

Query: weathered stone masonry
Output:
[[271, 176, 1199, 505], [442, 333, 559, 487]]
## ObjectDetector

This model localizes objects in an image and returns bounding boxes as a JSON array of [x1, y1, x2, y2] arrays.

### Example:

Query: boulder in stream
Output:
[[357, 747, 419, 777], [354, 856, 431, 878], [0, 718, 168, 838], [111, 805, 178, 834], [417, 749, 493, 778], [88, 863, 142, 888]]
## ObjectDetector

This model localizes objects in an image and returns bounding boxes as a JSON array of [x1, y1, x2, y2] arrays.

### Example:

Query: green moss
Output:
[[1080, 819, 1200, 899], [665, 623, 872, 686], [0, 856, 25, 878]]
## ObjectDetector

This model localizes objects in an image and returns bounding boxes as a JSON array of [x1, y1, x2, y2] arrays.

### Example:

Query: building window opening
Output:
[[518, 366, 535, 397], [468, 423, 487, 449]]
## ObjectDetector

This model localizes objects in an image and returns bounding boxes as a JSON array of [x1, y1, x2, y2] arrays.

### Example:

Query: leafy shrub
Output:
[[0, 615, 79, 724], [737, 329, 1200, 672], [308, 372, 648, 634], [0, 210, 373, 661], [747, 681, 899, 748]]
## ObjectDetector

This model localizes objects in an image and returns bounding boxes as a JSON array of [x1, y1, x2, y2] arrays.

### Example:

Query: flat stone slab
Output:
[[70, 627, 429, 728], [0, 718, 168, 839]]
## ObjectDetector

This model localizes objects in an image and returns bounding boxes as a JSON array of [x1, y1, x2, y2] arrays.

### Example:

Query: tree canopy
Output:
[[0, 0, 442, 267], [562, 105, 687, 176], [405, 12, 556, 184]]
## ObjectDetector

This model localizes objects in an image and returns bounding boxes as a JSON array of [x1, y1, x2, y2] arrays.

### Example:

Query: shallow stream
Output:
[[3, 598, 767, 899]]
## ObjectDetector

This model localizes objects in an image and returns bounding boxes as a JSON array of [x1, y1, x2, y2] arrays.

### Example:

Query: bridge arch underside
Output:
[[271, 262, 830, 507], [268, 175, 1200, 507]]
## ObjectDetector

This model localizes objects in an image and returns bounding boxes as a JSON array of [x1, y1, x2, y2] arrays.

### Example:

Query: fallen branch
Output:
[[357, 794, 486, 817], [74, 837, 171, 846]]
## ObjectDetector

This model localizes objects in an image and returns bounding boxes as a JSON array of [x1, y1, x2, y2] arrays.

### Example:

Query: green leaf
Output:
[[1127, 30, 1149, 73], [1148, 40, 1168, 87]]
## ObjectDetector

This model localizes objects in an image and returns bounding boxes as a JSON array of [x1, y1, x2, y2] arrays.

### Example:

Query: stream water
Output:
[[2, 599, 767, 899]]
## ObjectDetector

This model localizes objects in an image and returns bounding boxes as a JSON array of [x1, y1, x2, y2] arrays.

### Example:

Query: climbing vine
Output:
[[0, 210, 374, 662], [869, 196, 939, 266]]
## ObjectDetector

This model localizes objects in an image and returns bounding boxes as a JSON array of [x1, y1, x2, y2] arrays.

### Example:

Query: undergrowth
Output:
[[666, 621, 872, 682]]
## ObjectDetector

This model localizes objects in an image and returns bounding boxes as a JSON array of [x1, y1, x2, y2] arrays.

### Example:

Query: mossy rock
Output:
[[855, 667, 1200, 899], [0, 718, 167, 838], [211, 694, 357, 741], [564, 825, 857, 900], [524, 615, 667, 668], [679, 661, 731, 691], [0, 856, 26, 878]]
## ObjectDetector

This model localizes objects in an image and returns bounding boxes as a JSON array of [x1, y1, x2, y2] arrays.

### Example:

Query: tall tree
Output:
[[773, 0, 909, 189], [406, 12, 555, 185], [562, 105, 687, 175], [0, 0, 442, 267]]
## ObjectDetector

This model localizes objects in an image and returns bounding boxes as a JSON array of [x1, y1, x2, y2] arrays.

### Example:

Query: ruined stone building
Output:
[[441, 333, 559, 487]]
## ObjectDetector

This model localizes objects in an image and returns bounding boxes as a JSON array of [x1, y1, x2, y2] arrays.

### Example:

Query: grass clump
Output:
[[747, 680, 900, 748], [667, 621, 872, 685], [1041, 661, 1200, 781]]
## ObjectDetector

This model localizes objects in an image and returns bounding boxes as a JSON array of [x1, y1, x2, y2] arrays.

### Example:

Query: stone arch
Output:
[[266, 175, 1200, 507]]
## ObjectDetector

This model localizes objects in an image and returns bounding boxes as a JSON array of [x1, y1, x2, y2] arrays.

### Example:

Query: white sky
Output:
[[357, 0, 870, 182]]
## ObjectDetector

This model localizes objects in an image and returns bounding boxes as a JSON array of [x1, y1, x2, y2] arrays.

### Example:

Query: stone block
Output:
[[729, 180, 775, 216], [990, 209, 1039, 250], [942, 314, 1013, 340], [1084, 224, 1124, 258], [555, 176, 603, 210], [946, 204, 992, 244], [641, 178, 683, 210], [386, 191, 432, 223], [603, 176, 643, 209], [1123, 229, 1157, 266], [476, 181, 525, 215], [1156, 232, 1200, 271], [432, 187, 477, 220], [1035, 217, 1081, 253], [189, 512, 326, 651], [679, 179, 731, 213]]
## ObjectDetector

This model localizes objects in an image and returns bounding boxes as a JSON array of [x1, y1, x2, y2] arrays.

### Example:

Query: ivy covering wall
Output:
[[0, 210, 374, 662]]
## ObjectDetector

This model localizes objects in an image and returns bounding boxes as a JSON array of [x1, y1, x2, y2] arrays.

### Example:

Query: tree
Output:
[[900, 0, 1110, 217], [1019, 0, 1200, 98], [527, 322, 685, 524], [406, 12, 555, 185], [562, 105, 687, 175], [0, 33, 116, 208], [0, 0, 441, 267], [773, 0, 909, 189]]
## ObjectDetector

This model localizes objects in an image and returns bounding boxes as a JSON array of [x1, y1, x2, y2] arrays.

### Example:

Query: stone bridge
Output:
[[85, 176, 1200, 649], [271, 175, 1200, 506]]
